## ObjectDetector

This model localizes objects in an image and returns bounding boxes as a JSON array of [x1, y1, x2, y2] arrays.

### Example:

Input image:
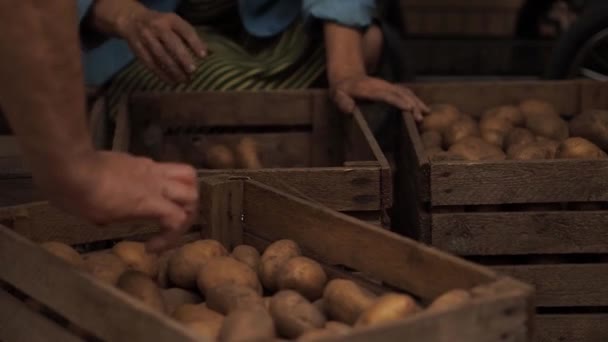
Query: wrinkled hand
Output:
[[119, 10, 207, 84], [331, 76, 429, 121], [46, 151, 199, 252]]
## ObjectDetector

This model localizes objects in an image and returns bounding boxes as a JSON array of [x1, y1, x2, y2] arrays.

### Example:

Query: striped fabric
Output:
[[105, 0, 326, 118]]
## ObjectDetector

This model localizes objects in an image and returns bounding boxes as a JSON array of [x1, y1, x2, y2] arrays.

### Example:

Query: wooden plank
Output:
[[199, 167, 383, 212], [0, 202, 160, 245], [0, 288, 83, 342], [432, 211, 608, 255], [495, 264, 608, 307], [130, 90, 318, 127], [166, 132, 312, 168], [430, 160, 608, 205], [580, 80, 608, 112], [310, 94, 342, 166], [409, 80, 580, 117], [536, 314, 608, 342], [242, 180, 497, 301], [0, 226, 200, 342], [198, 175, 244, 249]]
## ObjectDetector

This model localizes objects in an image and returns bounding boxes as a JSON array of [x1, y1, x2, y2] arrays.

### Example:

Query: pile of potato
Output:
[[420, 100, 608, 161], [39, 239, 478, 341], [163, 137, 263, 169]]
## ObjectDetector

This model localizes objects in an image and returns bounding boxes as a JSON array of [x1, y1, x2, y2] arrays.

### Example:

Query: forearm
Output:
[[87, 0, 148, 37], [323, 22, 367, 85], [0, 1, 93, 179]]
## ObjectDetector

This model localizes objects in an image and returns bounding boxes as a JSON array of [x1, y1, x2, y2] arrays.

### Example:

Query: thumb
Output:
[[332, 88, 357, 114]]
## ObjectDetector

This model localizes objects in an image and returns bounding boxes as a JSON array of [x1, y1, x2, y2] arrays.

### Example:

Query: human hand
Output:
[[118, 9, 207, 84], [331, 76, 429, 121], [43, 151, 199, 252]]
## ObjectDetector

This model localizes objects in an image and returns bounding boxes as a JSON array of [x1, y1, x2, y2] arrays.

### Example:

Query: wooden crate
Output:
[[0, 93, 107, 207], [395, 79, 608, 342], [0, 175, 533, 341], [112, 90, 392, 225], [400, 0, 525, 37]]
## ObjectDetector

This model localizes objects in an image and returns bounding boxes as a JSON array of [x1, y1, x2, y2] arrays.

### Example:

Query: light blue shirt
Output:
[[79, 0, 375, 86]]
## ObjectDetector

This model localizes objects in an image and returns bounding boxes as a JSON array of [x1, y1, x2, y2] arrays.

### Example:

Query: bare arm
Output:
[[324, 22, 428, 121], [0, 1, 198, 252]]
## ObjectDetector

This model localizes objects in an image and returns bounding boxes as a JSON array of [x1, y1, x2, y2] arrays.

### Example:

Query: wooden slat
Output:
[[199, 176, 244, 249], [130, 90, 319, 127], [495, 264, 608, 307], [536, 314, 608, 342], [0, 202, 160, 245], [167, 132, 312, 168], [0, 288, 83, 342], [242, 180, 497, 301], [310, 94, 342, 166], [199, 167, 383, 212], [430, 160, 608, 205], [580, 80, 608, 112], [432, 211, 608, 255], [0, 226, 200, 342]]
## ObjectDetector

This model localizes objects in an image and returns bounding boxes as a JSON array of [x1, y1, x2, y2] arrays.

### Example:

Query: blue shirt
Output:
[[79, 0, 375, 86]]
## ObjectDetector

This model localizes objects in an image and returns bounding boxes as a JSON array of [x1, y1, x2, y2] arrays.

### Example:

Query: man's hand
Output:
[[47, 151, 199, 252], [331, 76, 429, 121], [89, 1, 207, 84]]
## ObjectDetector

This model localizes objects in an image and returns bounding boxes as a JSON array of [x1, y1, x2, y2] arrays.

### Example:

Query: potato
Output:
[[443, 117, 480, 147], [569, 109, 608, 150], [504, 128, 535, 150], [483, 105, 524, 126], [83, 252, 127, 285], [323, 279, 377, 325], [429, 151, 465, 162], [40, 241, 83, 268], [206, 284, 265, 315], [117, 271, 166, 312], [297, 322, 352, 342], [219, 307, 275, 342], [325, 321, 352, 334], [556, 137, 608, 159], [448, 137, 506, 161], [519, 99, 558, 118], [421, 131, 442, 149], [236, 137, 263, 169], [270, 290, 326, 338], [535, 137, 560, 158], [112, 241, 158, 278], [277, 257, 327, 301], [205, 144, 236, 169], [480, 129, 505, 147], [197, 257, 262, 296], [508, 143, 553, 160], [428, 289, 472, 312], [479, 115, 512, 133], [259, 240, 301, 292], [168, 240, 228, 289], [312, 299, 326, 316], [421, 104, 461, 132], [173, 304, 224, 340], [162, 288, 202, 315], [157, 249, 176, 288], [425, 147, 444, 157], [231, 245, 260, 271], [355, 293, 419, 328], [526, 113, 569, 141]]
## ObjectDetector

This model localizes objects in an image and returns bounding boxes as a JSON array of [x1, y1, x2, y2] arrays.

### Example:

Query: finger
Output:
[[158, 163, 197, 184], [159, 30, 197, 74], [140, 29, 187, 83], [397, 85, 430, 113], [143, 199, 189, 252], [171, 16, 207, 58], [333, 88, 357, 114], [130, 40, 174, 84], [162, 180, 199, 206], [394, 88, 423, 121]]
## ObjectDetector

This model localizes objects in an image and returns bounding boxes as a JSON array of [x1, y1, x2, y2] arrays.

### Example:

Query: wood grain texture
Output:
[[242, 180, 497, 301], [536, 314, 608, 342], [199, 176, 244, 249], [0, 226, 200, 342], [310, 94, 343, 166], [199, 167, 383, 212], [430, 160, 608, 205], [0, 202, 159, 245], [495, 264, 608, 307], [580, 80, 608, 112], [0, 288, 83, 342], [432, 211, 608, 255], [130, 90, 320, 126]]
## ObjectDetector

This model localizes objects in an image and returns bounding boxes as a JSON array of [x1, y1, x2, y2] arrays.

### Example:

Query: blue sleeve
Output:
[[77, 0, 94, 23], [302, 0, 376, 28]]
